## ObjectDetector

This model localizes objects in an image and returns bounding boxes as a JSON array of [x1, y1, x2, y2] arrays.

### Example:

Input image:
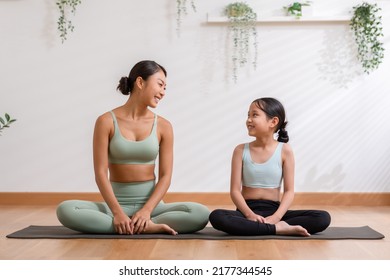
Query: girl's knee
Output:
[[209, 209, 226, 228], [314, 210, 331, 233], [320, 210, 331, 228]]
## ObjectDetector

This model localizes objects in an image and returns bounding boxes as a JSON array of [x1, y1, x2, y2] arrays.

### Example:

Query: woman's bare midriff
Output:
[[109, 163, 156, 182], [241, 186, 281, 202]]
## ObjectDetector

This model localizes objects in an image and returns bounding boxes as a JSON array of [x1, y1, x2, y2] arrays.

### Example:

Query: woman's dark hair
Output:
[[252, 97, 289, 143], [117, 60, 167, 95]]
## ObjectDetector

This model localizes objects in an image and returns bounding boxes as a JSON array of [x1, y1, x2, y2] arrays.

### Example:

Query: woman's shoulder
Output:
[[96, 106, 123, 121], [156, 114, 172, 129], [94, 111, 116, 132], [96, 111, 114, 122]]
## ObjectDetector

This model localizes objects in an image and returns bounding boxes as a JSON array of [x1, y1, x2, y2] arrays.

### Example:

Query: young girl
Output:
[[56, 60, 210, 235], [209, 97, 331, 236]]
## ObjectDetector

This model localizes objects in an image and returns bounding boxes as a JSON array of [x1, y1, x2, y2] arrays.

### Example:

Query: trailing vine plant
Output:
[[225, 2, 258, 83], [350, 2, 385, 74], [176, 0, 196, 37], [56, 0, 82, 43], [283, 2, 311, 19], [0, 113, 16, 136]]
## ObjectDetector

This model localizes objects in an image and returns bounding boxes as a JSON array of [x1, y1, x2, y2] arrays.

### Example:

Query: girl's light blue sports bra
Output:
[[108, 111, 159, 165], [242, 142, 283, 188]]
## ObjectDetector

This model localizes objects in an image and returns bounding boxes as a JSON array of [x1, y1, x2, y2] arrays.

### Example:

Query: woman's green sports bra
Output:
[[108, 111, 159, 165]]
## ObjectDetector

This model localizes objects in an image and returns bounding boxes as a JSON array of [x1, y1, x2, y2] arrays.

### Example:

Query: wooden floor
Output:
[[0, 204, 389, 260]]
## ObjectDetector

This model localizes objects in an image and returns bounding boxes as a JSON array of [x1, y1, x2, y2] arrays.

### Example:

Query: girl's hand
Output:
[[131, 209, 152, 234], [265, 215, 281, 225], [113, 212, 133, 235], [247, 213, 266, 223]]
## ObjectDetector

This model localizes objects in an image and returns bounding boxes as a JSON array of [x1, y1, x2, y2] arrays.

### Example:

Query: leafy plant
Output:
[[350, 2, 385, 74], [56, 0, 82, 43], [0, 113, 16, 136], [284, 2, 311, 19], [176, 0, 196, 37], [225, 2, 258, 82]]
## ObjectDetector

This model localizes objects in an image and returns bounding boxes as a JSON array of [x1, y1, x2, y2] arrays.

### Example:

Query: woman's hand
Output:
[[131, 208, 152, 234], [113, 212, 133, 235]]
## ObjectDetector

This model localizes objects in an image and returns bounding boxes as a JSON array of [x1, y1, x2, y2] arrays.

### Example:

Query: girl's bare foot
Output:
[[275, 221, 310, 237], [143, 221, 178, 235]]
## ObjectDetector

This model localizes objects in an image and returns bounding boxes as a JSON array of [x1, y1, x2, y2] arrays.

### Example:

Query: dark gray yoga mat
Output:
[[6, 225, 385, 240]]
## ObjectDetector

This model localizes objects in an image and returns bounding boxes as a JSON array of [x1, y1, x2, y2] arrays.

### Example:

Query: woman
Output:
[[209, 97, 331, 236], [57, 60, 210, 235]]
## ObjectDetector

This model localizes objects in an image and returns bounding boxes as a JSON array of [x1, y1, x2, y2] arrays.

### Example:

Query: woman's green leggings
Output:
[[56, 180, 210, 234]]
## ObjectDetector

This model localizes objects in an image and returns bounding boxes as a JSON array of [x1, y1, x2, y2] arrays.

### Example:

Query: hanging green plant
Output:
[[225, 2, 258, 82], [283, 2, 311, 19], [350, 2, 385, 74], [0, 113, 16, 136], [176, 0, 196, 37], [56, 0, 82, 43]]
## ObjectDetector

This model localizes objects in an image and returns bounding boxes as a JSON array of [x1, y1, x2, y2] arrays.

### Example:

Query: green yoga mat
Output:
[[6, 225, 385, 240]]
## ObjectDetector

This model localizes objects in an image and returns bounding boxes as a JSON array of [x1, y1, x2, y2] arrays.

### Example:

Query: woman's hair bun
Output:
[[116, 76, 131, 95]]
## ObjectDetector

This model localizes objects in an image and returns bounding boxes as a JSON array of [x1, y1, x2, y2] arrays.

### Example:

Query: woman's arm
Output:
[[230, 144, 266, 223], [265, 143, 295, 224], [93, 113, 133, 234], [131, 116, 174, 233]]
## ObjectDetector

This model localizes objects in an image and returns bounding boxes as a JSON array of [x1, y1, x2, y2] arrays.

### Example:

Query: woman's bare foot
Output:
[[143, 221, 178, 235], [275, 221, 310, 237]]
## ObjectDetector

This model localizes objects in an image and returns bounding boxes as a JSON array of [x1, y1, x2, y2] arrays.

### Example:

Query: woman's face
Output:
[[142, 70, 166, 108]]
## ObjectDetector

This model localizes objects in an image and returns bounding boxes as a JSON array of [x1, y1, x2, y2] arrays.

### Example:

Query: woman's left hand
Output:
[[131, 209, 152, 234]]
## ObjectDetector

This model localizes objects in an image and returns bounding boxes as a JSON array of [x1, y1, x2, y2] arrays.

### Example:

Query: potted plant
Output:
[[224, 2, 258, 82], [0, 113, 16, 136], [56, 0, 82, 43], [350, 2, 385, 74], [284, 2, 311, 19], [176, 0, 197, 37]]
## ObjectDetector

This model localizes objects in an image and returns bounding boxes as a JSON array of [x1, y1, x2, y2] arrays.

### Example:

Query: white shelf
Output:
[[206, 14, 351, 23]]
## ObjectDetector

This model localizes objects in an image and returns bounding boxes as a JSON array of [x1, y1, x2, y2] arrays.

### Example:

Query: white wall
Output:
[[1, 0, 389, 193]]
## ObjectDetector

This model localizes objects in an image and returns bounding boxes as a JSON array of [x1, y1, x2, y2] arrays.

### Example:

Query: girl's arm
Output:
[[131, 117, 174, 233], [93, 113, 133, 234], [265, 143, 295, 224], [230, 144, 266, 223]]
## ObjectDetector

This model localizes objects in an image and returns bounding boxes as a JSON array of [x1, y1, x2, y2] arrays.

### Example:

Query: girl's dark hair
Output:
[[252, 97, 289, 143], [117, 60, 167, 95]]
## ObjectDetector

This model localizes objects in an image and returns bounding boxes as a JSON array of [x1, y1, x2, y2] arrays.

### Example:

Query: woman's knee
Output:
[[188, 202, 210, 229], [155, 202, 210, 233], [195, 203, 211, 219], [56, 200, 79, 225], [56, 200, 75, 217]]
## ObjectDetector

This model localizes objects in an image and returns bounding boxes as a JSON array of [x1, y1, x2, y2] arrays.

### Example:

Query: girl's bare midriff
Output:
[[241, 186, 281, 202]]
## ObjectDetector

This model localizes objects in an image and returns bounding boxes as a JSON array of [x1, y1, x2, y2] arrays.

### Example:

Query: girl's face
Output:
[[246, 102, 277, 137], [140, 70, 166, 108]]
